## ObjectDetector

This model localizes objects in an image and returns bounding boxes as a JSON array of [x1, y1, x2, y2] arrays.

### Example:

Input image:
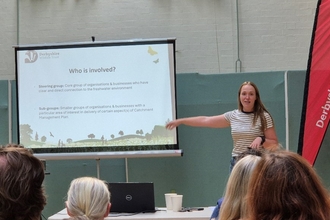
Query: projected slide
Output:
[[16, 40, 177, 154]]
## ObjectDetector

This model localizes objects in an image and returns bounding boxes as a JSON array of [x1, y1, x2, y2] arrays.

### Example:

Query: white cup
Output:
[[164, 193, 177, 210], [171, 194, 183, 212]]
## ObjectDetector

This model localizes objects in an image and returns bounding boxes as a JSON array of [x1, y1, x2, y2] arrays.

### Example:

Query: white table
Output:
[[48, 207, 214, 220]]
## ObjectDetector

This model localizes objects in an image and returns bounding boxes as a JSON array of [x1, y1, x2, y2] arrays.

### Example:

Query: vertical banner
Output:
[[298, 0, 330, 165]]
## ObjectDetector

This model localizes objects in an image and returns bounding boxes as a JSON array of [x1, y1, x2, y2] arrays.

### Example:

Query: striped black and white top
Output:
[[224, 109, 274, 156]]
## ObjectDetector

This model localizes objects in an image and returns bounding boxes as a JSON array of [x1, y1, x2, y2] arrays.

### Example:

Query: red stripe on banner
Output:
[[302, 0, 330, 165]]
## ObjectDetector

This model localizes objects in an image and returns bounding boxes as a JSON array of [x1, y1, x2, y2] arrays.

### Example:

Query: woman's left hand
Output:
[[249, 137, 263, 149]]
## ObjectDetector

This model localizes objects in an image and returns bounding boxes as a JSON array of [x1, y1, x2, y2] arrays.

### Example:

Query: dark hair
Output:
[[246, 150, 330, 220], [237, 81, 273, 131], [236, 147, 263, 161], [0, 144, 46, 220]]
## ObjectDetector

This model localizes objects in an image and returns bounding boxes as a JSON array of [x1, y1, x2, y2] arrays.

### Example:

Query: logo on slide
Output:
[[25, 50, 38, 63]]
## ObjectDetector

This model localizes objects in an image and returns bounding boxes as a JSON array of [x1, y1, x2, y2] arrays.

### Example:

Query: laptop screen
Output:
[[108, 182, 156, 213]]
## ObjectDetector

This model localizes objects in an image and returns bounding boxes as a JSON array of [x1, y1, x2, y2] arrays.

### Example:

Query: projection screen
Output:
[[14, 38, 181, 160]]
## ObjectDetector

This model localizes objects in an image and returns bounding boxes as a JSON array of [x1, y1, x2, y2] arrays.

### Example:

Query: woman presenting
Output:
[[166, 81, 278, 170]]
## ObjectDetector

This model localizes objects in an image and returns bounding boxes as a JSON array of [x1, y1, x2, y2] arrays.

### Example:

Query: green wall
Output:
[[0, 81, 9, 140], [1, 70, 318, 219]]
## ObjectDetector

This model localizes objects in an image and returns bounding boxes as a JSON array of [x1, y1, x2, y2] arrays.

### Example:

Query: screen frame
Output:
[[14, 38, 181, 160]]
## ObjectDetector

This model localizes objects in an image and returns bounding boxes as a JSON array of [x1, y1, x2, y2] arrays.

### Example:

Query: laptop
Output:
[[107, 182, 156, 213]]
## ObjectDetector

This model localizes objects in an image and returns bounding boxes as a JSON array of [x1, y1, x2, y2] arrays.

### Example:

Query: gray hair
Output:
[[66, 177, 110, 220]]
